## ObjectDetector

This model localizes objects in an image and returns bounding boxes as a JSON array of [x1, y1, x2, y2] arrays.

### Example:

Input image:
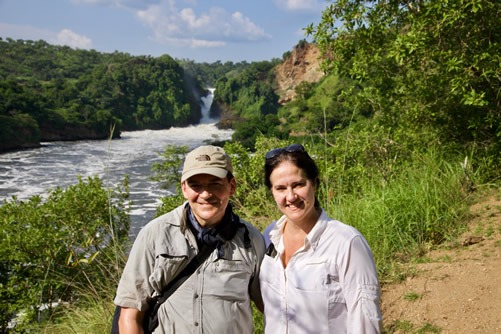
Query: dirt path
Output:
[[381, 189, 501, 333]]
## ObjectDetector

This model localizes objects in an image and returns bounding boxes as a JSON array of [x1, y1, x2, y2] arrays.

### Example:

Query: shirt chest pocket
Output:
[[205, 259, 253, 301], [288, 259, 328, 290], [289, 259, 344, 302], [150, 247, 190, 294]]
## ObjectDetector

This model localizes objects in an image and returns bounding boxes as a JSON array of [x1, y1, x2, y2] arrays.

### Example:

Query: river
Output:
[[0, 92, 233, 236]]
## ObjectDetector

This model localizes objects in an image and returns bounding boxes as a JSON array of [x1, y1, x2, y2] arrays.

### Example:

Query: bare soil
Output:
[[381, 189, 501, 333], [273, 43, 324, 104]]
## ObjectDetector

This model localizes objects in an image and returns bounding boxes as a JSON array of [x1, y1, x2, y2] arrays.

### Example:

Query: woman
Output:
[[260, 144, 382, 333]]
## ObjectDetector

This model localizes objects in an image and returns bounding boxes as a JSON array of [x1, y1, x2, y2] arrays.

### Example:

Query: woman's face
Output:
[[269, 160, 317, 224]]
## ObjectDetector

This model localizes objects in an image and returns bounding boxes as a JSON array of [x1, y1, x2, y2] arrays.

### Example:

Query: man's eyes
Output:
[[189, 183, 223, 189]]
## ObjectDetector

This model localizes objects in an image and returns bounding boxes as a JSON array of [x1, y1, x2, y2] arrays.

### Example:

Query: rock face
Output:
[[274, 43, 324, 104]]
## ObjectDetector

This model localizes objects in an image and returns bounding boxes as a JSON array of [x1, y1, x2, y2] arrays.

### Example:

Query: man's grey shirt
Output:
[[114, 203, 266, 334]]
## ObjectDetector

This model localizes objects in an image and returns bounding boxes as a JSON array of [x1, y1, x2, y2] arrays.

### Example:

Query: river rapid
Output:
[[0, 124, 233, 236], [0, 91, 233, 236]]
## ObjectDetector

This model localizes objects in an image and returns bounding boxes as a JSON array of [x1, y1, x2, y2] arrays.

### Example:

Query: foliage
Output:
[[150, 145, 189, 188], [152, 145, 190, 216], [307, 0, 501, 157], [178, 59, 253, 87], [223, 140, 277, 229], [211, 60, 282, 148], [0, 38, 203, 152], [0, 176, 130, 332], [277, 74, 371, 136], [0, 114, 40, 151]]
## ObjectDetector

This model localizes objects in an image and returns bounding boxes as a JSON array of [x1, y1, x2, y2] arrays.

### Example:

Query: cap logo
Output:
[[181, 146, 232, 182], [196, 154, 211, 162]]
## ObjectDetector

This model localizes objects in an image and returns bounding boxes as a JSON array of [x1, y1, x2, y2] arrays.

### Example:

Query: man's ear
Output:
[[181, 181, 189, 199], [229, 177, 237, 196]]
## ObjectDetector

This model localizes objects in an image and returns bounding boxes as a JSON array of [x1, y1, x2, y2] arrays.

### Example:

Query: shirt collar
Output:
[[269, 209, 328, 253]]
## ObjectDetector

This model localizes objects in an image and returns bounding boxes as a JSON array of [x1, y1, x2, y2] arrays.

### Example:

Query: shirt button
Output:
[[194, 293, 199, 298], [194, 321, 199, 327]]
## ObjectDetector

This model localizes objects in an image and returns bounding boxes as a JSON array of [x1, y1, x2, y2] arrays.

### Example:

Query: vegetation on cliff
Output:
[[0, 39, 201, 151]]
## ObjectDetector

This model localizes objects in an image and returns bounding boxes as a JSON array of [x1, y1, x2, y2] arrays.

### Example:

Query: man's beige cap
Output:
[[181, 145, 233, 182]]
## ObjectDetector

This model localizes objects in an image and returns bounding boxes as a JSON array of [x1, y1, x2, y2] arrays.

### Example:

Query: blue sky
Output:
[[0, 0, 328, 63]]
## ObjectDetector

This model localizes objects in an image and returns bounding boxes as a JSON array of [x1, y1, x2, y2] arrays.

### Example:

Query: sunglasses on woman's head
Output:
[[265, 144, 306, 160]]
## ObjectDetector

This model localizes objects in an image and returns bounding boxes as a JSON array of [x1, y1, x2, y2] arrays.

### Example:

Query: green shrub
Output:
[[0, 176, 130, 332]]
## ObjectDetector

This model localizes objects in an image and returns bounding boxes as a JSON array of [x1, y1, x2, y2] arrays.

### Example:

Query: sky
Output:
[[0, 0, 328, 63]]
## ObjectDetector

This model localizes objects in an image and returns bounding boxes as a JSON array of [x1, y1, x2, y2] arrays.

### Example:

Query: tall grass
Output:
[[327, 150, 472, 280], [41, 250, 126, 334]]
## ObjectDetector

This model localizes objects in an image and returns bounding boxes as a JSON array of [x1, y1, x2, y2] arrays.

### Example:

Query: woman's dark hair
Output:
[[264, 144, 320, 207]]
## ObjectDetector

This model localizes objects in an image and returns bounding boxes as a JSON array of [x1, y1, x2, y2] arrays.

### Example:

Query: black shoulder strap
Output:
[[144, 243, 216, 333], [155, 244, 215, 304]]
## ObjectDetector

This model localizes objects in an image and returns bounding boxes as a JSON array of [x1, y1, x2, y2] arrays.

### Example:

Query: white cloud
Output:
[[229, 11, 268, 41], [188, 38, 226, 48], [54, 29, 92, 49], [179, 8, 211, 30], [274, 0, 325, 12], [0, 23, 92, 50], [136, 0, 271, 48]]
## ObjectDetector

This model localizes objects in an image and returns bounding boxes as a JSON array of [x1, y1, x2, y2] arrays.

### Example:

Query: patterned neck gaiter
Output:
[[187, 204, 239, 258]]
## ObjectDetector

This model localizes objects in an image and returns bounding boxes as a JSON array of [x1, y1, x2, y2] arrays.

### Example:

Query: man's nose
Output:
[[199, 187, 212, 197]]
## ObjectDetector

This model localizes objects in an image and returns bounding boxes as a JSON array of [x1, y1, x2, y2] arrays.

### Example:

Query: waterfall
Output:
[[200, 88, 215, 124]]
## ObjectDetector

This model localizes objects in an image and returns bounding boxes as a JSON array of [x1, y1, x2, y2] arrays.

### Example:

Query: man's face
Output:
[[181, 173, 236, 227]]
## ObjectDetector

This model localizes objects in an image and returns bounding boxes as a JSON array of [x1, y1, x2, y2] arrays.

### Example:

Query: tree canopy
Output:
[[306, 0, 500, 153], [0, 38, 202, 151]]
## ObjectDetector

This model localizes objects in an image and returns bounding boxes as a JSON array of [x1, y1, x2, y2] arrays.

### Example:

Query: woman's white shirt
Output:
[[260, 209, 383, 334]]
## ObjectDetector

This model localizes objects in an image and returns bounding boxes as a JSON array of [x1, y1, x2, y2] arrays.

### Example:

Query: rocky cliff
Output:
[[274, 43, 324, 104]]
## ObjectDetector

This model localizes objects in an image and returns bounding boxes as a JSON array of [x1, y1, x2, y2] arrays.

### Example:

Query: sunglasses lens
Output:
[[265, 148, 283, 160], [285, 144, 305, 153], [265, 144, 305, 160]]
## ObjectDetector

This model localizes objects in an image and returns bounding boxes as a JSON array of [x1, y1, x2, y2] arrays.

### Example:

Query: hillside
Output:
[[0, 39, 203, 153], [273, 43, 324, 104]]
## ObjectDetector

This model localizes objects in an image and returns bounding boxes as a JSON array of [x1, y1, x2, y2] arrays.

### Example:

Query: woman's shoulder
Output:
[[321, 213, 365, 241]]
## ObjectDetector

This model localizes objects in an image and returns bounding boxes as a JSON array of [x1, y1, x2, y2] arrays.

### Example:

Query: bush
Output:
[[0, 176, 130, 332]]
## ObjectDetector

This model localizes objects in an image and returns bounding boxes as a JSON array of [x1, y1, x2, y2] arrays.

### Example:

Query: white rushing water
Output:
[[0, 90, 231, 234], [200, 88, 215, 124]]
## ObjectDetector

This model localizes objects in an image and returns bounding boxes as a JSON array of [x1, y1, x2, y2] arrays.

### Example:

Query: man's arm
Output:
[[118, 307, 145, 334], [248, 224, 267, 313]]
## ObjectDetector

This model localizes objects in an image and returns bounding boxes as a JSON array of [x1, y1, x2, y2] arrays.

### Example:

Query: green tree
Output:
[[152, 145, 190, 216], [0, 38, 203, 151], [307, 0, 500, 155]]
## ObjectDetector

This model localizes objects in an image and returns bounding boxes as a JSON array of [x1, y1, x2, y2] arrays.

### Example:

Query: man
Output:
[[114, 145, 265, 334]]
